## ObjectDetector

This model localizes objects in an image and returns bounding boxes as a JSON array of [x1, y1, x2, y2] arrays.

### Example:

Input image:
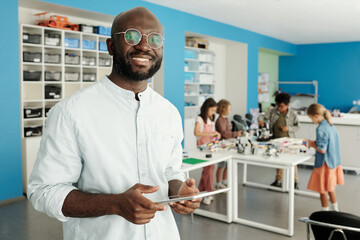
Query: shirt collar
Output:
[[319, 119, 328, 126], [101, 76, 151, 101]]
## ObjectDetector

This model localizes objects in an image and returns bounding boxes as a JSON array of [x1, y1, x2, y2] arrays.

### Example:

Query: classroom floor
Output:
[[0, 165, 359, 240]]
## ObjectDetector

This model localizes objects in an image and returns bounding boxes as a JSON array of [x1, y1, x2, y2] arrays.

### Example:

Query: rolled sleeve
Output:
[[27, 105, 82, 222], [316, 129, 328, 151]]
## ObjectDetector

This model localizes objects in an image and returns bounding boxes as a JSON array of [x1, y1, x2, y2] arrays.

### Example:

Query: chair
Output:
[[298, 211, 360, 240], [231, 114, 247, 131]]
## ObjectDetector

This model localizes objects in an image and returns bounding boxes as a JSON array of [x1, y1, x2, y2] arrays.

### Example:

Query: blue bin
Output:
[[65, 38, 80, 48], [185, 49, 195, 59], [184, 72, 195, 82], [94, 26, 111, 36], [99, 41, 108, 51], [82, 40, 96, 50]]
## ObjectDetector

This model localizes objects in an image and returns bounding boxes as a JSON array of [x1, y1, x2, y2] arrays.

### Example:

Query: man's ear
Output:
[[106, 38, 114, 56]]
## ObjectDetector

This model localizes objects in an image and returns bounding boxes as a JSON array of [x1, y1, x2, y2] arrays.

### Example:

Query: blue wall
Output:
[[0, 0, 296, 201], [41, 0, 296, 113], [279, 42, 360, 112], [0, 0, 23, 201]]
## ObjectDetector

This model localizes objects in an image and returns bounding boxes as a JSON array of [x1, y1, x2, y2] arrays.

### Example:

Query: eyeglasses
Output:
[[113, 28, 164, 49]]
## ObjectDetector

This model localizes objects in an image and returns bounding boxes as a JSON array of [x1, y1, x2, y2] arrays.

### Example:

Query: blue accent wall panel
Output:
[[0, 0, 23, 201], [0, 0, 297, 201], [280, 42, 360, 112]]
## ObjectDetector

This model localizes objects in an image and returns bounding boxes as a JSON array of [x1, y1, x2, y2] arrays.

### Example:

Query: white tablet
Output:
[[154, 188, 230, 204]]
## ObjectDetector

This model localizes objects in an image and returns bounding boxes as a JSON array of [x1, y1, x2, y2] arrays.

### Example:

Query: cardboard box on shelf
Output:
[[186, 37, 209, 49]]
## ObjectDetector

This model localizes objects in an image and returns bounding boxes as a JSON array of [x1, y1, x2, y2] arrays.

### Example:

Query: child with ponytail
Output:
[[307, 103, 344, 211]]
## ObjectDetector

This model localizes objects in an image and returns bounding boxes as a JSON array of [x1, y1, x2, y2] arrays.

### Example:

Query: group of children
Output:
[[195, 93, 344, 211], [194, 98, 241, 205]]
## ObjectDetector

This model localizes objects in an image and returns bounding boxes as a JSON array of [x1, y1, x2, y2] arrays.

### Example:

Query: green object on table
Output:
[[182, 158, 207, 164]]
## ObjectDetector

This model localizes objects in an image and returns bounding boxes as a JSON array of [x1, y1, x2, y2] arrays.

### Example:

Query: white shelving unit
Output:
[[184, 46, 215, 120], [20, 24, 112, 192]]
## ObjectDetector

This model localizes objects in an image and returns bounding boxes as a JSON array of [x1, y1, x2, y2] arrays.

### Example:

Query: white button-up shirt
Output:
[[28, 76, 185, 240]]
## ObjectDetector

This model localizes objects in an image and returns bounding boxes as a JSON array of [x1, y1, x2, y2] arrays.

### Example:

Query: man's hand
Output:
[[280, 126, 289, 132], [169, 178, 201, 215], [116, 184, 166, 224]]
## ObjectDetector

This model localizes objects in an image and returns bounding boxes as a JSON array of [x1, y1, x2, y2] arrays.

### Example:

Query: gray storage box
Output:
[[23, 52, 41, 63], [44, 33, 61, 46], [45, 54, 61, 64], [45, 71, 61, 81], [82, 56, 96, 66], [65, 53, 80, 65], [23, 70, 41, 81], [83, 73, 96, 82], [65, 72, 80, 82]]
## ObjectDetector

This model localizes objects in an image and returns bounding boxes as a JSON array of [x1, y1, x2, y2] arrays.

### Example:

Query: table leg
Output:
[[186, 170, 195, 224], [242, 163, 247, 185], [288, 165, 295, 236]]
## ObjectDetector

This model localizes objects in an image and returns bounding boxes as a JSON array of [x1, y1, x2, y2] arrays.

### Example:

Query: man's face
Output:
[[277, 103, 289, 114], [111, 19, 163, 81]]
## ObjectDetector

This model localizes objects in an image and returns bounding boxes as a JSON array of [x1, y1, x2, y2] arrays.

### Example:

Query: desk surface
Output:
[[181, 149, 314, 172]]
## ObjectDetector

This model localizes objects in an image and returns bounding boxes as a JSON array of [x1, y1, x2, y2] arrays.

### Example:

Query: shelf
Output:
[[185, 82, 199, 85], [23, 43, 42, 47], [23, 118, 44, 122], [82, 49, 98, 53], [185, 46, 215, 53], [23, 81, 42, 84], [65, 47, 81, 51], [23, 99, 43, 103], [185, 58, 214, 64], [44, 81, 61, 84], [98, 66, 111, 69], [185, 106, 199, 109], [65, 64, 81, 67], [65, 81, 81, 84], [82, 66, 97, 68], [44, 45, 62, 49], [185, 94, 199, 97], [23, 62, 42, 66], [185, 70, 214, 74], [44, 63, 62, 67]]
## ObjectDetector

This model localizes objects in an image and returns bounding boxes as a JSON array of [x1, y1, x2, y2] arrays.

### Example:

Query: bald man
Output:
[[28, 7, 201, 240]]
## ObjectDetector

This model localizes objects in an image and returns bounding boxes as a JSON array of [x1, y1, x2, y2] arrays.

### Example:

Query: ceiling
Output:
[[144, 0, 360, 44]]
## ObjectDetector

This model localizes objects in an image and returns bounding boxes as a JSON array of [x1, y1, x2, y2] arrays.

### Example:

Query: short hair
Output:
[[217, 99, 231, 116], [275, 93, 291, 105]]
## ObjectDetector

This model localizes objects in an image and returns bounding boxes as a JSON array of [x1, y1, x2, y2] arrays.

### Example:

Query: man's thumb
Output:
[[185, 178, 196, 188]]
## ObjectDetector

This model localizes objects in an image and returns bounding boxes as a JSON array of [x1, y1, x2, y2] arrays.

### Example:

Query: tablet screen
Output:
[[153, 188, 230, 204]]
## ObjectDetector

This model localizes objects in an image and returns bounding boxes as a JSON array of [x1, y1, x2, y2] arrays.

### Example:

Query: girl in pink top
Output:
[[194, 98, 221, 205]]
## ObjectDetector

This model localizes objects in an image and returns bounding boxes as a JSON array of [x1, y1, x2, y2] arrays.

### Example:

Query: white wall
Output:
[[209, 42, 226, 101], [225, 42, 248, 120]]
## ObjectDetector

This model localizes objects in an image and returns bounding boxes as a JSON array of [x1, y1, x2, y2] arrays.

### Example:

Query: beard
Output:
[[113, 49, 162, 81]]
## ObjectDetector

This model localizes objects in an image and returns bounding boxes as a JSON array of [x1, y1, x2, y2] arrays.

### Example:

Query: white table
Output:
[[181, 151, 233, 223], [181, 149, 318, 236]]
